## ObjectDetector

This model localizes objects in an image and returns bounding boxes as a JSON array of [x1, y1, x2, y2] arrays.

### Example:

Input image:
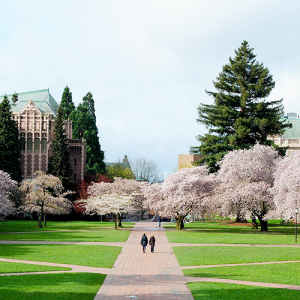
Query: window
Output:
[[20, 133, 25, 151], [20, 138, 25, 151], [34, 138, 40, 152], [27, 138, 32, 151], [41, 138, 47, 152], [74, 158, 77, 166], [74, 173, 76, 181]]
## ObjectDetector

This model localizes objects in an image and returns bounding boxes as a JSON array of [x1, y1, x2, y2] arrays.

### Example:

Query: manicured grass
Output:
[[188, 282, 300, 300], [173, 246, 300, 266], [0, 273, 105, 300], [183, 262, 300, 285], [0, 244, 121, 268], [166, 230, 297, 244], [0, 261, 71, 273], [0, 229, 130, 242], [0, 220, 134, 232]]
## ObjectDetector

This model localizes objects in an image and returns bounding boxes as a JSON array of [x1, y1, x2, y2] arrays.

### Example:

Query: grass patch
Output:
[[188, 281, 300, 300], [0, 244, 121, 268], [0, 229, 130, 242], [166, 230, 297, 245], [173, 246, 300, 266], [184, 262, 300, 285], [0, 273, 105, 300], [0, 220, 134, 232], [0, 261, 71, 273]]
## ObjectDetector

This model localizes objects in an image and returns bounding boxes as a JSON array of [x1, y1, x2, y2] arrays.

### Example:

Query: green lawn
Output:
[[184, 262, 300, 286], [166, 230, 297, 244], [173, 246, 300, 266], [0, 273, 105, 300], [0, 220, 134, 232], [0, 229, 130, 242], [188, 282, 300, 300], [0, 261, 71, 273], [0, 244, 121, 268]]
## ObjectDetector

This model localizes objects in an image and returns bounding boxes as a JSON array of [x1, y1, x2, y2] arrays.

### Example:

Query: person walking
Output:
[[158, 216, 161, 227], [149, 234, 156, 253], [141, 233, 148, 253]]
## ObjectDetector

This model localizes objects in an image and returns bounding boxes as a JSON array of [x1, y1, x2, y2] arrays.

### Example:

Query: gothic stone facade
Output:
[[2, 89, 86, 183]]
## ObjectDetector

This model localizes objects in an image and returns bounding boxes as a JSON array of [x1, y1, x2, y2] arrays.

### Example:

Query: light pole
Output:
[[295, 208, 298, 243]]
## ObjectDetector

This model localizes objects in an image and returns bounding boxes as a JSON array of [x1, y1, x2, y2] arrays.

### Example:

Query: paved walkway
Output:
[[94, 221, 194, 299]]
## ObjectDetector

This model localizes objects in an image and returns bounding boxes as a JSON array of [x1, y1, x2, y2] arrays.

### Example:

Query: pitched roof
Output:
[[282, 118, 300, 139], [0, 89, 59, 116]]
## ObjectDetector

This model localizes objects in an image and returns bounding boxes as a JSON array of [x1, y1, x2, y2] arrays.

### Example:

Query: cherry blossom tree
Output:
[[269, 152, 300, 220], [20, 172, 72, 228], [0, 170, 16, 217], [216, 144, 279, 231], [79, 178, 142, 229], [155, 166, 217, 230]]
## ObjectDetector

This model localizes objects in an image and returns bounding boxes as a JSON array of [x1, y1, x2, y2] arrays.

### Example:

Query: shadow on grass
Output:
[[0, 273, 105, 300], [188, 281, 300, 300], [181, 223, 296, 235], [0, 229, 130, 242]]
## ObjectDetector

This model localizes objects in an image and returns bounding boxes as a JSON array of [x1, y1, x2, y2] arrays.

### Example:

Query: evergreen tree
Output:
[[47, 105, 73, 190], [70, 92, 105, 175], [0, 95, 22, 182], [191, 41, 290, 172], [60, 86, 75, 120]]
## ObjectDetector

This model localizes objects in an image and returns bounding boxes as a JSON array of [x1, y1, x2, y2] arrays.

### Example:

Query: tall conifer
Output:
[[0, 95, 22, 182], [60, 86, 75, 120], [71, 92, 105, 175], [47, 105, 73, 190], [191, 41, 290, 172]]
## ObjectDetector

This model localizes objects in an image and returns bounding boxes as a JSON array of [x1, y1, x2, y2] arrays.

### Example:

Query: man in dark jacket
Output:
[[141, 233, 148, 253]]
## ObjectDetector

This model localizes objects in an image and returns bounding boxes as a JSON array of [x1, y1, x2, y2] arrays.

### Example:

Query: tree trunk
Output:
[[252, 217, 258, 229], [235, 211, 247, 223], [258, 201, 268, 232], [117, 213, 122, 227], [176, 216, 185, 230], [114, 214, 118, 230], [258, 216, 268, 232], [141, 210, 145, 220], [44, 214, 47, 226], [38, 206, 43, 228]]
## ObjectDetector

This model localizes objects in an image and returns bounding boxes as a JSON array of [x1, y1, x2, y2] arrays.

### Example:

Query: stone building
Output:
[[270, 112, 300, 155], [0, 89, 86, 182], [178, 154, 202, 169]]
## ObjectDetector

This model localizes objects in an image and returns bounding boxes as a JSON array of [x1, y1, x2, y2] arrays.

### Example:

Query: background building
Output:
[[271, 113, 300, 155], [0, 89, 86, 182]]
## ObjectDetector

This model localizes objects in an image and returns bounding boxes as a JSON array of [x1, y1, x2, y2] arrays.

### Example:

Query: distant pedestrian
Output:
[[149, 234, 156, 253], [141, 233, 148, 253], [158, 216, 161, 227]]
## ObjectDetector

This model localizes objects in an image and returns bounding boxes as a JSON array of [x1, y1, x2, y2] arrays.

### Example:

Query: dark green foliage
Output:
[[47, 105, 73, 190], [191, 41, 290, 172], [11, 93, 18, 104], [70, 92, 105, 175], [60, 86, 75, 120], [0, 95, 22, 182]]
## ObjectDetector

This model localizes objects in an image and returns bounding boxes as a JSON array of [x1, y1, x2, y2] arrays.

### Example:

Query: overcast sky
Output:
[[1, 0, 300, 179]]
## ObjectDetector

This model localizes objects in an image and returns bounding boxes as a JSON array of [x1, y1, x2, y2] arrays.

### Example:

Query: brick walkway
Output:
[[94, 221, 194, 300]]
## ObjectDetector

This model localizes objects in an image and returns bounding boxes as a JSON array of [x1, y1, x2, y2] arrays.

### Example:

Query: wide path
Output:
[[94, 221, 194, 300]]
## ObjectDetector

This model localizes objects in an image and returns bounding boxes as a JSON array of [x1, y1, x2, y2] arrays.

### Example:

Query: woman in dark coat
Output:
[[141, 233, 148, 253], [149, 234, 155, 253]]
